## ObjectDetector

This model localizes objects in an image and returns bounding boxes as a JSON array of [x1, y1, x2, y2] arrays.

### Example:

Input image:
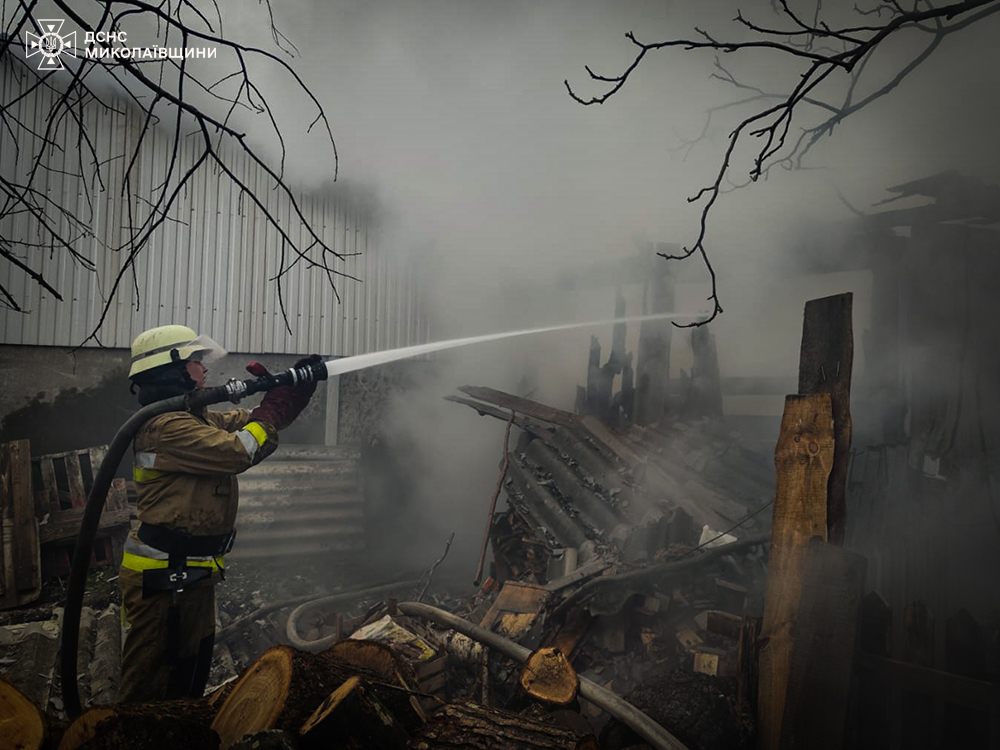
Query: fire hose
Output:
[[60, 359, 329, 718], [397, 601, 691, 750]]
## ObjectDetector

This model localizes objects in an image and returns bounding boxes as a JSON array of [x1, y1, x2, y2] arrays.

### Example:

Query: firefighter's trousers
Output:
[[116, 566, 217, 703]]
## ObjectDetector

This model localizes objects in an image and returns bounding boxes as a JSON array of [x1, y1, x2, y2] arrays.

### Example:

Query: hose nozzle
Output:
[[189, 358, 329, 409]]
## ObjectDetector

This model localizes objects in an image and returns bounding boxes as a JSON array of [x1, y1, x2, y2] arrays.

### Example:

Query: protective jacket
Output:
[[116, 407, 277, 703], [130, 407, 276, 535]]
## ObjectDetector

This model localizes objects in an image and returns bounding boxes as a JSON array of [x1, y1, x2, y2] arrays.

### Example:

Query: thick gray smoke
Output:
[[218, 1, 1000, 586]]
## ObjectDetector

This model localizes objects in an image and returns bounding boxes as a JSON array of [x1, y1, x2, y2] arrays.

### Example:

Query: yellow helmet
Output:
[[128, 325, 227, 378]]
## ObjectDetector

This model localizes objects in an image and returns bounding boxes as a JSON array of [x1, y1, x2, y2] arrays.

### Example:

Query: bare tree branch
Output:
[[0, 0, 346, 343], [566, 0, 1000, 327]]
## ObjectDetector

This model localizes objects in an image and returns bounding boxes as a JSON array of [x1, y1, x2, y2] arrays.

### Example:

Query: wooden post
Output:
[[756, 393, 834, 750], [0, 440, 41, 610], [797, 293, 853, 546], [778, 539, 866, 749]]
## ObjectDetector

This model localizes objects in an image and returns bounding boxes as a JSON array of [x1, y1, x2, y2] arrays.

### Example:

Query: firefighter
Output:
[[116, 324, 320, 703]]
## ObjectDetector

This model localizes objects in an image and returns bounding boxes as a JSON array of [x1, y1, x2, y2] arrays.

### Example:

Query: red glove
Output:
[[247, 356, 322, 430]]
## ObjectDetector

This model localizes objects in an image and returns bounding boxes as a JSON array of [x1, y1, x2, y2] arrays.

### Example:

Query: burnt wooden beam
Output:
[[635, 261, 674, 426], [797, 293, 853, 546], [458, 386, 580, 428], [444, 395, 551, 437]]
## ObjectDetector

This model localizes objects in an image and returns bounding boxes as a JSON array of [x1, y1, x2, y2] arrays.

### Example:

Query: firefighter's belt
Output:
[[137, 523, 236, 558]]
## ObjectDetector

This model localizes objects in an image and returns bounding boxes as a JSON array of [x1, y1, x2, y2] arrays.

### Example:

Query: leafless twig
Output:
[[1, 1, 345, 343], [566, 0, 1000, 327]]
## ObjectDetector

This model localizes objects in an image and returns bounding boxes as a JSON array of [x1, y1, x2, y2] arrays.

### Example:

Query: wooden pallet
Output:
[[31, 446, 131, 580], [1, 440, 42, 609]]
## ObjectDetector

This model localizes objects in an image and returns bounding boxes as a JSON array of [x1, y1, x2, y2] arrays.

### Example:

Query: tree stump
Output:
[[56, 699, 217, 750], [299, 675, 409, 750], [0, 675, 47, 750], [408, 701, 599, 750], [520, 647, 578, 706]]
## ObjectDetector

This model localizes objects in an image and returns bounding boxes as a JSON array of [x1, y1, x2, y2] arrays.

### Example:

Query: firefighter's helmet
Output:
[[128, 325, 227, 378]]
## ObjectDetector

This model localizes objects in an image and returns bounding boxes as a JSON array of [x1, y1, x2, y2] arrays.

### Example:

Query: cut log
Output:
[[520, 647, 579, 706], [299, 675, 409, 750], [206, 678, 238, 710], [212, 644, 424, 749], [0, 675, 47, 750], [56, 699, 217, 750], [409, 701, 600, 750], [327, 637, 419, 689], [212, 646, 337, 749], [326, 639, 426, 728]]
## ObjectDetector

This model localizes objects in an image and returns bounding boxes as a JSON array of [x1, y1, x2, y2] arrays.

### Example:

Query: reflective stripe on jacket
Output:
[[131, 408, 277, 537], [120, 534, 223, 572]]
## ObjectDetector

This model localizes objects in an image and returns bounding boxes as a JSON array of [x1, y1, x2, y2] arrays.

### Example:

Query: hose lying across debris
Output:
[[284, 579, 421, 651], [397, 601, 691, 750]]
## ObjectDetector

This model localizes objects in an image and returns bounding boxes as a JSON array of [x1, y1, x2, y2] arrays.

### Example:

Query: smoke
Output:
[[137, 1, 1000, 588]]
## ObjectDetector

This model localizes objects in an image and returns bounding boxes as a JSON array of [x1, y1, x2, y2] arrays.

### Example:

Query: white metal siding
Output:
[[0, 56, 426, 355]]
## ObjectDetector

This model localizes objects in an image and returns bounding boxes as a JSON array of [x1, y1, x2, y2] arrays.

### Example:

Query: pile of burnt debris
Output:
[[2, 383, 771, 750]]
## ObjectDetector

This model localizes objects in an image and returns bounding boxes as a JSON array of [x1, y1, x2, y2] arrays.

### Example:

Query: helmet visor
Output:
[[182, 334, 227, 366]]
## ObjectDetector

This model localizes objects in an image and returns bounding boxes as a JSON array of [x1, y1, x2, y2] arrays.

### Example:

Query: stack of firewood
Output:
[[2, 639, 599, 750]]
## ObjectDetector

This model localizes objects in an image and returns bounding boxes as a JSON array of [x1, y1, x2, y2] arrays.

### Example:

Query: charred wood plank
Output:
[[797, 293, 853, 546], [39, 502, 130, 545], [409, 701, 598, 749], [458, 386, 580, 428], [1, 439, 41, 608], [444, 396, 553, 437], [635, 266, 674, 426]]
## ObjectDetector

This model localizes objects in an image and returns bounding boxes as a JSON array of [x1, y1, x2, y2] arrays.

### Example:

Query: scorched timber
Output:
[[410, 701, 598, 750]]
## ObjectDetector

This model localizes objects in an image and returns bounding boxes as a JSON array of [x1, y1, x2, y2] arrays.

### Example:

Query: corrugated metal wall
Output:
[[0, 56, 427, 355], [234, 444, 364, 560]]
